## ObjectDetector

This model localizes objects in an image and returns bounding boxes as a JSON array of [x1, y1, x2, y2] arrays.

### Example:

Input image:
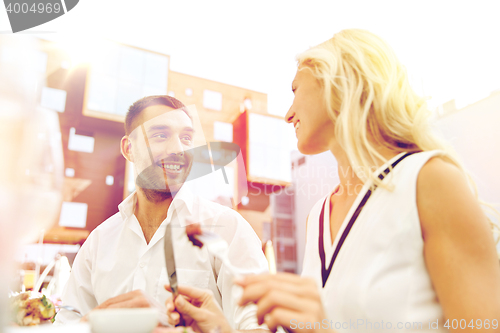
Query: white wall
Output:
[[292, 151, 339, 274], [436, 92, 500, 207]]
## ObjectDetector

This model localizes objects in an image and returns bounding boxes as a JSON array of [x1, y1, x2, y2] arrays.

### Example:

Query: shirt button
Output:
[[139, 262, 145, 268]]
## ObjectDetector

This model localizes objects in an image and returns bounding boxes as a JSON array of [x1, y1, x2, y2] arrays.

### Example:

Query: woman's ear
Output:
[[120, 136, 133, 162]]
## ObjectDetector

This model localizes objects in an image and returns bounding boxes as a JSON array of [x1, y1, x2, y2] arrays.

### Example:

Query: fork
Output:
[[194, 231, 291, 333], [194, 231, 240, 278], [56, 305, 82, 317]]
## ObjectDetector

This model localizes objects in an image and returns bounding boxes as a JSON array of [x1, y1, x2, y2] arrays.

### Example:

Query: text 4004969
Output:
[[444, 319, 498, 330], [6, 2, 62, 14]]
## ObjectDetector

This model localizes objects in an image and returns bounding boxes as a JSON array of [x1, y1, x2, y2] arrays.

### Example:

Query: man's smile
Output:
[[158, 161, 185, 175]]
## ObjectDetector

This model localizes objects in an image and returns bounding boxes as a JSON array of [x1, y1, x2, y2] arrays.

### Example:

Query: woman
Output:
[[166, 29, 500, 333]]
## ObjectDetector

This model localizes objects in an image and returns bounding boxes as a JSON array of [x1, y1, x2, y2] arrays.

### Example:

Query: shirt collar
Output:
[[118, 185, 195, 227], [118, 191, 137, 221], [169, 184, 195, 218]]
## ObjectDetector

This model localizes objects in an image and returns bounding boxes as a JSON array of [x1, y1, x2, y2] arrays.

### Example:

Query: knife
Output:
[[164, 221, 178, 296], [164, 218, 184, 326]]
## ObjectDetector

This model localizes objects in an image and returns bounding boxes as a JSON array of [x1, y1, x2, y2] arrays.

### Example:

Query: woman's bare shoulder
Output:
[[416, 155, 486, 238]]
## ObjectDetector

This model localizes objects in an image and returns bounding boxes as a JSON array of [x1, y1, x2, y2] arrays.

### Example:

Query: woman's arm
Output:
[[417, 157, 500, 330]]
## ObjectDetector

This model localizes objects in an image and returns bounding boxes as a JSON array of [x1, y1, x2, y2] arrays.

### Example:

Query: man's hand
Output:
[[153, 327, 195, 333], [96, 290, 155, 309], [164, 284, 233, 333], [236, 273, 332, 333], [81, 290, 168, 325]]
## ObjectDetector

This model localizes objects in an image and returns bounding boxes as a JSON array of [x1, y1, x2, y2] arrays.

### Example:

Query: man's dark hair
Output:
[[125, 95, 191, 135]]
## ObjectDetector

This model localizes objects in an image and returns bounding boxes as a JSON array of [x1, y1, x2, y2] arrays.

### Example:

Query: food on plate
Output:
[[10, 291, 56, 326]]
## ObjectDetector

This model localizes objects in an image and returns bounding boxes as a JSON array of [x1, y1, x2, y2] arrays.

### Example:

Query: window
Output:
[[277, 226, 294, 238], [68, 128, 94, 153], [203, 90, 222, 111], [40, 87, 67, 112], [213, 121, 233, 142], [278, 244, 296, 261], [105, 175, 114, 186], [276, 218, 293, 228], [262, 222, 271, 242], [59, 202, 88, 228], [65, 168, 75, 177], [85, 43, 169, 118], [248, 113, 297, 182]]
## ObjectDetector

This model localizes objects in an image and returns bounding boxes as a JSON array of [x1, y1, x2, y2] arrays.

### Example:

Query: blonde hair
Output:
[[297, 28, 499, 245]]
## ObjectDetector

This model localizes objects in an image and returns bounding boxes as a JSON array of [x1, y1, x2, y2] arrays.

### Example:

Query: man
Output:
[[56, 96, 269, 330]]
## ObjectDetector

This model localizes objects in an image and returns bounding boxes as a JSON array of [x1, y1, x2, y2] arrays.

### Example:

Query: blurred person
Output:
[[0, 35, 64, 330], [56, 96, 269, 331], [165, 29, 500, 332]]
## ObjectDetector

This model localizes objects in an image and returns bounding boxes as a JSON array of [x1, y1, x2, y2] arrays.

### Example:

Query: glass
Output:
[[0, 35, 64, 329]]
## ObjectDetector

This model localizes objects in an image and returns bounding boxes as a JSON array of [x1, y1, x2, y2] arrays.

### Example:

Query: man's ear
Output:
[[120, 136, 134, 162]]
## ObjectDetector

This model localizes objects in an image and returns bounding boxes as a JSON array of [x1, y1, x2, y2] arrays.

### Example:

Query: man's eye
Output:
[[181, 136, 192, 142], [153, 133, 167, 139]]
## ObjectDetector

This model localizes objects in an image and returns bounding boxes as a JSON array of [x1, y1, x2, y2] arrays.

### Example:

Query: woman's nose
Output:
[[285, 108, 294, 123]]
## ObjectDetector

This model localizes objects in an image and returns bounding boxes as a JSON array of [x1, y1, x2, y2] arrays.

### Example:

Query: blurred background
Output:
[[1, 0, 499, 305]]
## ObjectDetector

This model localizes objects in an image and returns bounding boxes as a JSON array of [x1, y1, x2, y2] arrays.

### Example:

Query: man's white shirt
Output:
[[57, 186, 269, 329]]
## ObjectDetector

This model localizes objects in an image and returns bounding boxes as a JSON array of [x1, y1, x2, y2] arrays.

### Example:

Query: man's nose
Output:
[[165, 137, 184, 156]]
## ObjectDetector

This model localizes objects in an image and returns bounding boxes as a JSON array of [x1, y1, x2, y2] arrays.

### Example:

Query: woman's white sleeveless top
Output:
[[302, 151, 447, 332]]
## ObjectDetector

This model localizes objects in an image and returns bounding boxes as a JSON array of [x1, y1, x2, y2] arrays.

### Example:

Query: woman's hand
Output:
[[235, 273, 332, 333], [164, 285, 233, 333]]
